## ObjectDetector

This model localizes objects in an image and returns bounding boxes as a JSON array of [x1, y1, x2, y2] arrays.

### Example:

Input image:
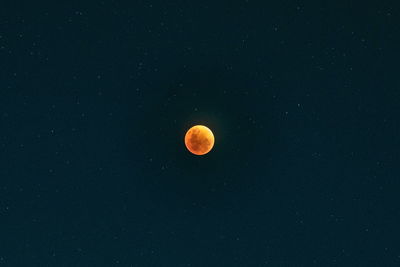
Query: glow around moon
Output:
[[184, 125, 215, 155]]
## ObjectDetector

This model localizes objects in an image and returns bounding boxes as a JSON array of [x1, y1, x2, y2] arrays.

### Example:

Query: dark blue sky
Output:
[[1, 1, 399, 266]]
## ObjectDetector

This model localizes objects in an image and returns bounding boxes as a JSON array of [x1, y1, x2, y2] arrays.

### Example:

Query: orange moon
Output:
[[184, 125, 215, 155]]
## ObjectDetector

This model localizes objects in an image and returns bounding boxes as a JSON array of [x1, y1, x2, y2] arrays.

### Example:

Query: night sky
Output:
[[1, 1, 399, 266]]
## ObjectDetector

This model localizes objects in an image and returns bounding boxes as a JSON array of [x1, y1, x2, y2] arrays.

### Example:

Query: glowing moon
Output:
[[184, 125, 215, 155]]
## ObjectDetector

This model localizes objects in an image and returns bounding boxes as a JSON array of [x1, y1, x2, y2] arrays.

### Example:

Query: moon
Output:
[[184, 125, 215, 155]]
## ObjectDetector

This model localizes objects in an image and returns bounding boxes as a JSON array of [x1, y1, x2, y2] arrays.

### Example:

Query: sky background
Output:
[[1, 1, 399, 266]]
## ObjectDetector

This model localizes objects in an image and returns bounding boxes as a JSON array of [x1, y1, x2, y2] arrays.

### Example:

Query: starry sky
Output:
[[1, 1, 399, 266]]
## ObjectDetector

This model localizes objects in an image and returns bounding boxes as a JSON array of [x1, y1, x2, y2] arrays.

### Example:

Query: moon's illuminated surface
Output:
[[184, 125, 215, 155]]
